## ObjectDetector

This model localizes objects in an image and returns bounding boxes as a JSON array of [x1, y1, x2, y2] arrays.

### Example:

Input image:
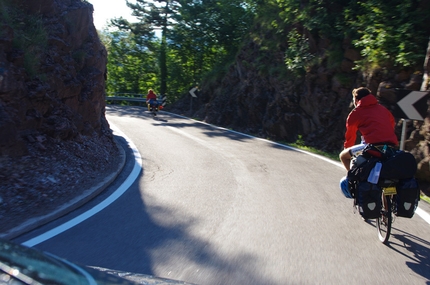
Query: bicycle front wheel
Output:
[[377, 195, 392, 244]]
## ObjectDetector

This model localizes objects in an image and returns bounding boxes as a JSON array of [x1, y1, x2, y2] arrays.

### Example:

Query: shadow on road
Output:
[[389, 229, 430, 283], [107, 105, 299, 154], [105, 181, 276, 284], [48, 131, 280, 284]]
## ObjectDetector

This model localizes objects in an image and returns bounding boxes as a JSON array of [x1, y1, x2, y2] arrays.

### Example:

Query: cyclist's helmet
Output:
[[340, 176, 353, 199]]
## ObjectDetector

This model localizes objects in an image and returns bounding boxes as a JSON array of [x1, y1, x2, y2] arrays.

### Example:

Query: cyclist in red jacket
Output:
[[146, 89, 157, 104], [339, 87, 398, 171], [146, 89, 160, 116]]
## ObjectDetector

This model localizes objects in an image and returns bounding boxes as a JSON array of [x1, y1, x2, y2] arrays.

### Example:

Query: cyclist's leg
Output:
[[339, 148, 352, 171], [340, 144, 367, 171]]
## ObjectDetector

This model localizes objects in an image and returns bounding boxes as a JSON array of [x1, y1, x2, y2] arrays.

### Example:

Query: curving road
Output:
[[15, 105, 430, 285]]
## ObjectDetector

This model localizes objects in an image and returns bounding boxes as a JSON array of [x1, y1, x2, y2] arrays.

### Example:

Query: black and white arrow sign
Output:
[[189, 87, 198, 98], [394, 90, 429, 121]]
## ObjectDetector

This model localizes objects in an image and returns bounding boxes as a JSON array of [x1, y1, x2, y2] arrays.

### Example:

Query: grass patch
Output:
[[288, 135, 339, 161], [421, 194, 430, 204], [289, 142, 339, 161]]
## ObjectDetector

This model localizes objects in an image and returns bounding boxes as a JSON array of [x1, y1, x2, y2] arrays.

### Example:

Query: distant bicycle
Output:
[[147, 96, 167, 117], [147, 100, 160, 116]]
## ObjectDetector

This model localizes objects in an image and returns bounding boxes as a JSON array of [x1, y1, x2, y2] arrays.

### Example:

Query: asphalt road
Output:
[[14, 105, 430, 285]]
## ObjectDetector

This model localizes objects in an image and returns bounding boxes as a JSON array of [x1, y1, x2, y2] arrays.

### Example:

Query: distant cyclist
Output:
[[339, 87, 398, 171], [146, 89, 158, 108]]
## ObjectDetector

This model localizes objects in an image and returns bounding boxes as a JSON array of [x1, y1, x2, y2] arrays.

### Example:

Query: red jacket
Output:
[[344, 95, 398, 148], [146, 90, 157, 101]]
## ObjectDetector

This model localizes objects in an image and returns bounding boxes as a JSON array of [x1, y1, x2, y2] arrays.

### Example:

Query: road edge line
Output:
[[22, 124, 142, 247]]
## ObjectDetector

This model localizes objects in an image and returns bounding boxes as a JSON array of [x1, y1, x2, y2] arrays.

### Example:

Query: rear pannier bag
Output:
[[395, 178, 420, 218], [348, 157, 379, 182], [356, 181, 382, 219], [380, 151, 417, 180]]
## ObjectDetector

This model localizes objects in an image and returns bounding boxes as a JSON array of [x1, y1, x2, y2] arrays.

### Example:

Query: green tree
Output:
[[112, 0, 181, 95], [100, 30, 158, 95], [110, 0, 256, 100], [166, 0, 255, 97]]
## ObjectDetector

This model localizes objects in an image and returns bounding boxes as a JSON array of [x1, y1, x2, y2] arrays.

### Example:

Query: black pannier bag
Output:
[[348, 157, 379, 182], [356, 181, 382, 219], [379, 150, 417, 180], [395, 178, 420, 218]]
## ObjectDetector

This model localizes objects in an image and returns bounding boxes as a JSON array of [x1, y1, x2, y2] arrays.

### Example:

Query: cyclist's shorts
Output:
[[348, 143, 366, 157]]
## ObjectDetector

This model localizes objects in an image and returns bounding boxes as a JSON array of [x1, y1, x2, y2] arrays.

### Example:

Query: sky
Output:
[[87, 0, 136, 30]]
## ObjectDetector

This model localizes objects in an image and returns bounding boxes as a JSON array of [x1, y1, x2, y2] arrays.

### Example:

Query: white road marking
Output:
[[415, 207, 430, 225], [22, 124, 142, 247]]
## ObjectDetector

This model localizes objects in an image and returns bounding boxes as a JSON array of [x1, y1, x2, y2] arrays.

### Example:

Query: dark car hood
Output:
[[0, 238, 194, 285]]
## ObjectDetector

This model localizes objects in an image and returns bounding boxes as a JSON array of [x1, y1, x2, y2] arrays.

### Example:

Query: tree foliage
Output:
[[344, 0, 429, 70], [106, 0, 255, 100], [274, 0, 430, 73], [103, 0, 430, 100], [100, 30, 158, 95]]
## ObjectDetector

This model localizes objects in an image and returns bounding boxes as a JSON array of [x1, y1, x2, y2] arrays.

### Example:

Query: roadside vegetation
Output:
[[100, 0, 429, 101], [421, 194, 430, 204]]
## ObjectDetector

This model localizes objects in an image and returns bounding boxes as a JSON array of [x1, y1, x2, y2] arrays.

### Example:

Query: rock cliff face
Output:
[[173, 37, 430, 183], [0, 0, 121, 234], [0, 0, 108, 156]]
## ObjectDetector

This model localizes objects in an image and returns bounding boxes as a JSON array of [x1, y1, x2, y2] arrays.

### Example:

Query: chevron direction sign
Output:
[[189, 87, 198, 98], [394, 90, 429, 121]]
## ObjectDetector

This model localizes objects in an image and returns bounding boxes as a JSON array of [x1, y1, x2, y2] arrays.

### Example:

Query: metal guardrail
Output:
[[105, 93, 146, 102], [105, 94, 168, 107]]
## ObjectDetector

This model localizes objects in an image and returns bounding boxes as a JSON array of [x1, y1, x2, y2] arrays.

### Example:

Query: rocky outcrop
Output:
[[0, 0, 108, 156], [0, 0, 121, 234]]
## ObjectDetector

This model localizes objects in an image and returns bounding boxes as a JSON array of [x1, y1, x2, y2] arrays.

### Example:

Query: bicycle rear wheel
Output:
[[377, 195, 392, 244]]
